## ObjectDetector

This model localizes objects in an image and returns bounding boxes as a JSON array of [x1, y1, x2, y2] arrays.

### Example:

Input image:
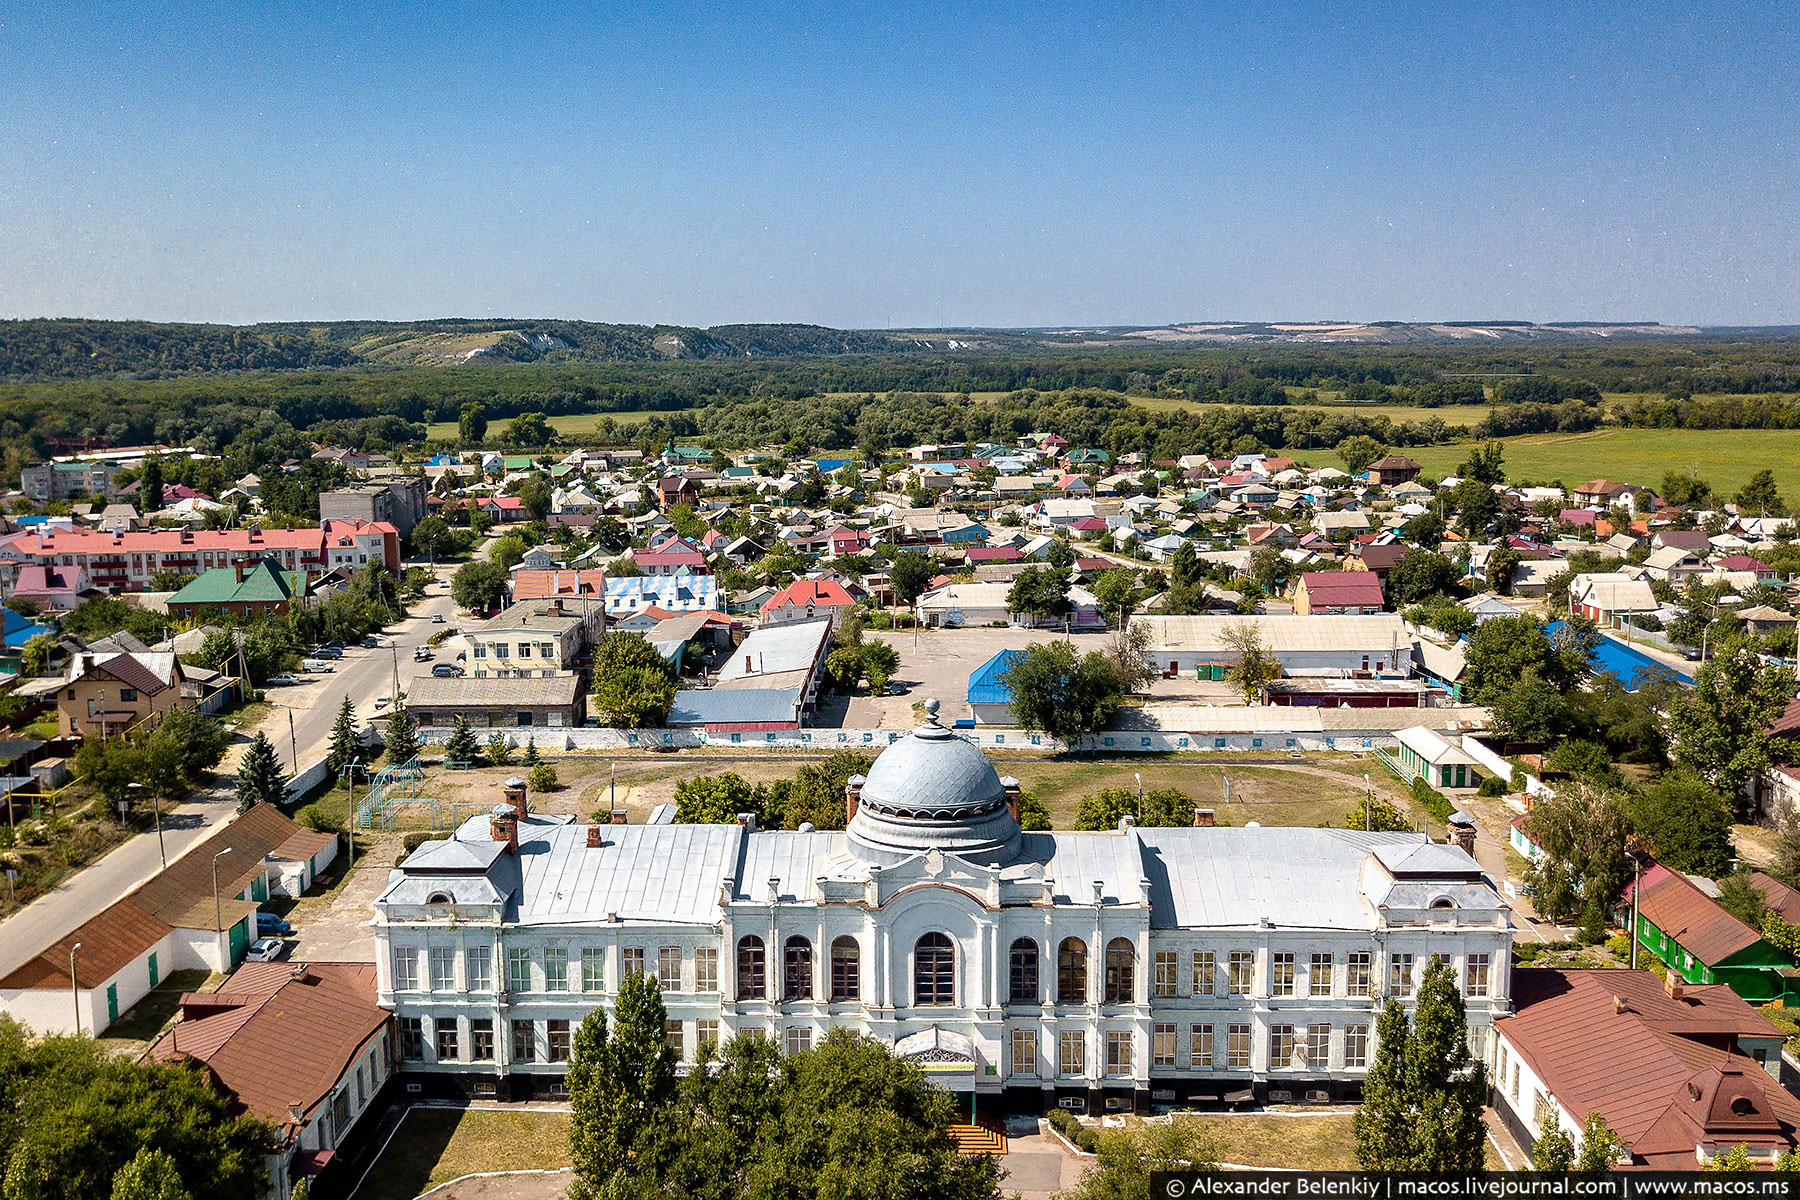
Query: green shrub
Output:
[[1605, 934, 1632, 961], [1045, 1108, 1098, 1153], [1477, 774, 1509, 797], [1409, 777, 1456, 821], [527, 763, 558, 793]]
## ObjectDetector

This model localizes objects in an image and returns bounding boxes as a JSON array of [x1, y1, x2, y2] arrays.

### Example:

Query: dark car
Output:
[[432, 663, 464, 678], [1682, 648, 1703, 661], [256, 913, 293, 937], [313, 646, 343, 660], [362, 635, 381, 648], [322, 641, 345, 651]]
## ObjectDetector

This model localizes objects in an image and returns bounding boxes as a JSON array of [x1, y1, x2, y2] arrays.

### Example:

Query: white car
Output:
[[375, 696, 391, 709], [245, 938, 286, 962], [266, 673, 303, 686]]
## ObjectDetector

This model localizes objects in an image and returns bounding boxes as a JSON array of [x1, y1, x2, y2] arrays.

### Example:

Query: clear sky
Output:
[[2, 1, 1797, 327]]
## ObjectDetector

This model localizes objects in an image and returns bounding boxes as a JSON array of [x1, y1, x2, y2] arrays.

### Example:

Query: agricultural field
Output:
[[423, 410, 650, 441], [1404, 426, 1800, 498], [1128, 393, 1496, 427]]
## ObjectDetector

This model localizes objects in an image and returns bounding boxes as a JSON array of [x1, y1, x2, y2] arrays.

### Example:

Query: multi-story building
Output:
[[20, 460, 126, 503], [0, 521, 399, 594], [374, 703, 1511, 1112], [319, 477, 429, 536], [467, 597, 605, 678]]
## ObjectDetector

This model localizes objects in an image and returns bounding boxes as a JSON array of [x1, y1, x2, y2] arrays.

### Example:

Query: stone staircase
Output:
[[946, 1115, 1008, 1155]]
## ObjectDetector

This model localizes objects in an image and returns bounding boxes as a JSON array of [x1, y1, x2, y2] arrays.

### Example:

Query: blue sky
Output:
[[2, 2, 1796, 326]]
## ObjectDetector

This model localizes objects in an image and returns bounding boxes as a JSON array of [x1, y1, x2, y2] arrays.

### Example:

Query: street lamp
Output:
[[1134, 772, 1144, 806], [610, 762, 617, 813], [68, 943, 81, 1034], [212, 847, 234, 960]]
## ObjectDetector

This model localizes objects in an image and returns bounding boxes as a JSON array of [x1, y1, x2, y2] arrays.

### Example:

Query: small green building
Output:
[[1631, 864, 1800, 1005]]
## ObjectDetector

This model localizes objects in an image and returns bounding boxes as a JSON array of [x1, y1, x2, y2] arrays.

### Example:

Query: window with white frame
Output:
[[1228, 951, 1254, 996], [1104, 1031, 1132, 1077], [1270, 952, 1295, 997], [1270, 1024, 1296, 1070], [1309, 953, 1333, 997], [1226, 1024, 1251, 1069], [507, 948, 532, 992], [1153, 951, 1180, 997], [547, 1019, 571, 1063], [665, 1020, 684, 1060], [697, 1019, 719, 1049], [1466, 954, 1490, 997], [1346, 951, 1372, 997], [1389, 953, 1414, 998], [1152, 1023, 1177, 1068], [466, 946, 492, 992], [1059, 1030, 1086, 1076], [658, 946, 683, 989], [1345, 1023, 1369, 1069], [470, 1018, 494, 1061], [429, 946, 455, 991], [545, 948, 568, 992], [622, 947, 645, 979], [1190, 1024, 1214, 1069], [1011, 1028, 1038, 1077], [392, 947, 420, 991], [695, 947, 719, 992], [1306, 1023, 1330, 1068], [581, 948, 604, 992], [512, 1020, 535, 1062], [785, 1026, 812, 1055], [434, 1020, 459, 1062], [1192, 950, 1216, 997]]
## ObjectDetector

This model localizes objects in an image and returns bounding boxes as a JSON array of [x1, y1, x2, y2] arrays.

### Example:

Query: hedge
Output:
[[1045, 1108, 1098, 1153], [1410, 777, 1456, 822]]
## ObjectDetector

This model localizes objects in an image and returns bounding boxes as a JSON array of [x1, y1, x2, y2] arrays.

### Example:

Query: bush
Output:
[[1410, 777, 1456, 821], [527, 763, 558, 793], [1477, 774, 1509, 797], [1605, 934, 1632, 960], [1046, 1108, 1098, 1153]]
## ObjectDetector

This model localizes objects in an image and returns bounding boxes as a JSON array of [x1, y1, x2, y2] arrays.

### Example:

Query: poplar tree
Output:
[[1354, 956, 1488, 1170]]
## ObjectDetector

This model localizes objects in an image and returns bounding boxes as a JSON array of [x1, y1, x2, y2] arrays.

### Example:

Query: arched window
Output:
[[1104, 938, 1136, 1004], [830, 936, 861, 1002], [1008, 938, 1040, 1004], [783, 936, 814, 1001], [736, 936, 765, 1000], [914, 932, 955, 1006], [1058, 937, 1088, 1004]]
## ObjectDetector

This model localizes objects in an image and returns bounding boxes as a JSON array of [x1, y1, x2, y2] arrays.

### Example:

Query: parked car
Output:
[[432, 613, 447, 623], [322, 641, 345, 651], [301, 659, 335, 673], [414, 646, 432, 661], [1682, 648, 1703, 661], [256, 913, 293, 937], [266, 673, 302, 686], [245, 938, 286, 963], [362, 635, 381, 648], [313, 646, 342, 660], [432, 663, 464, 678]]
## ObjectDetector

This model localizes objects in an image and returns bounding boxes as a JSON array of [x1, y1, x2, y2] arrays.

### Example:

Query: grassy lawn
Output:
[[356, 1108, 570, 1200], [1179, 1113, 1360, 1170], [1404, 426, 1800, 498], [98, 969, 221, 1053], [424, 411, 649, 441]]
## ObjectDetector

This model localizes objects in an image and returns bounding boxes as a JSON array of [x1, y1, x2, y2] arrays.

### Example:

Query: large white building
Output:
[[374, 702, 1511, 1112]]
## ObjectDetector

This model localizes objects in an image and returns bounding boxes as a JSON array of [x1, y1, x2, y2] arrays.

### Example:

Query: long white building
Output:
[[374, 702, 1510, 1113]]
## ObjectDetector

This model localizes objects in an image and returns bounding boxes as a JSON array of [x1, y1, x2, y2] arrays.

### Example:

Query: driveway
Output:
[[283, 833, 403, 964], [845, 628, 1119, 727]]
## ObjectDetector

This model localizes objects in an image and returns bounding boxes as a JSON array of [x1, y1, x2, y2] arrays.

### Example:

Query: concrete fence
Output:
[[1458, 736, 1553, 799]]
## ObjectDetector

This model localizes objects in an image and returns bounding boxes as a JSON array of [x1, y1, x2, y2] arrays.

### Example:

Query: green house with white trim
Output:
[[1388, 725, 1482, 791], [1629, 862, 1800, 1006]]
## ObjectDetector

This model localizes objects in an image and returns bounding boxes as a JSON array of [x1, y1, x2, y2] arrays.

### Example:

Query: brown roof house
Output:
[[1494, 968, 1798, 1169], [0, 804, 336, 1036], [1365, 455, 1421, 486], [153, 961, 392, 1198], [55, 648, 190, 739]]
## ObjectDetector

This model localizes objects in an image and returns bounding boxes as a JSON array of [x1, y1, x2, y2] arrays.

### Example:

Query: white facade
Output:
[[375, 707, 1511, 1109]]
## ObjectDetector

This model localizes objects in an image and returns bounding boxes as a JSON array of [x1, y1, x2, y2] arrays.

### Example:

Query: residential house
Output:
[[1572, 479, 1656, 511], [1386, 725, 1481, 791], [1346, 542, 1408, 582], [509, 568, 608, 603], [467, 597, 605, 678], [165, 559, 311, 622], [760, 580, 857, 631], [604, 576, 722, 619], [966, 649, 1025, 725], [6, 563, 95, 612], [1627, 859, 1800, 1005], [636, 536, 710, 577], [714, 618, 834, 714], [1365, 456, 1422, 486], [56, 650, 189, 739], [1292, 571, 1384, 616], [1570, 573, 1660, 623], [1642, 546, 1706, 585]]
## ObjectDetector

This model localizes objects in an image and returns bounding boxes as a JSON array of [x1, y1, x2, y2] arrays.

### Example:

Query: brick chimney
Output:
[[586, 826, 605, 848], [609, 809, 628, 825], [502, 777, 528, 820], [1447, 813, 1476, 856], [845, 774, 866, 824], [1001, 776, 1021, 823], [1613, 995, 1628, 1015], [490, 804, 519, 853], [234, 561, 248, 582], [1193, 807, 1216, 827], [1666, 972, 1684, 1001]]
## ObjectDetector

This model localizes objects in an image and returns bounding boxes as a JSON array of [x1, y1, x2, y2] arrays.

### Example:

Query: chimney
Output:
[[489, 804, 519, 853], [1613, 995, 1628, 1015], [1666, 972, 1684, 1002], [1118, 814, 1136, 832], [845, 774, 866, 824], [1447, 812, 1476, 856], [1193, 807, 1216, 827], [289, 962, 309, 982], [736, 812, 758, 834], [502, 777, 528, 820], [235, 561, 248, 582], [1001, 776, 1020, 823], [586, 826, 604, 848], [609, 809, 627, 825]]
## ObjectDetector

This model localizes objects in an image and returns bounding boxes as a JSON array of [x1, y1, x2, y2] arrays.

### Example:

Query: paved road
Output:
[[0, 563, 462, 979]]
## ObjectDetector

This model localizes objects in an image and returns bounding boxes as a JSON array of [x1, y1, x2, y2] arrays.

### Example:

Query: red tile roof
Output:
[[761, 580, 855, 613]]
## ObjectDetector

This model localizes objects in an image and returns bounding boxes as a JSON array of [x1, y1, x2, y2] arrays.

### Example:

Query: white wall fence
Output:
[[1457, 735, 1553, 799], [420, 724, 1413, 757]]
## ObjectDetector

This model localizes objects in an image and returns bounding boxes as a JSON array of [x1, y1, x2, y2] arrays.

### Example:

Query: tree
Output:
[[1457, 441, 1506, 484], [1708, 1144, 1756, 1172], [485, 733, 514, 766], [522, 735, 540, 766], [1668, 635, 1794, 794], [137, 458, 165, 514], [1627, 769, 1735, 877], [109, 1147, 192, 1200], [527, 763, 558, 792], [1450, 478, 1499, 535], [17, 634, 52, 679], [998, 642, 1123, 744], [1736, 469, 1785, 516], [1522, 782, 1631, 927], [859, 640, 899, 697], [1222, 621, 1280, 704], [452, 560, 508, 613], [674, 774, 768, 825], [1718, 869, 1771, 927], [1573, 1112, 1626, 1173], [1074, 785, 1199, 830], [1337, 435, 1385, 476], [770, 752, 871, 831], [1059, 1119, 1219, 1200], [1485, 545, 1522, 596], [591, 634, 679, 727], [409, 515, 456, 561], [1529, 1122, 1574, 1171], [383, 705, 421, 764], [1006, 565, 1071, 625], [1345, 794, 1414, 832], [1354, 957, 1487, 1170], [327, 697, 358, 775], [567, 972, 676, 1199], [443, 715, 480, 764], [1385, 549, 1460, 607], [458, 401, 487, 444], [1092, 569, 1138, 625], [505, 411, 554, 447], [516, 475, 553, 522], [1464, 615, 1589, 704], [233, 732, 287, 814]]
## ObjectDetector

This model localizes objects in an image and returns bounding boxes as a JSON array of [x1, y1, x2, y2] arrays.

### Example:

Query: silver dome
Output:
[[846, 699, 1023, 865]]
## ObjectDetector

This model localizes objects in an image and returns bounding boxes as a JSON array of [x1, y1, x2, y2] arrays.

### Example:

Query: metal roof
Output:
[[408, 674, 582, 708], [668, 687, 803, 726], [1132, 613, 1408, 654], [966, 649, 1024, 706], [717, 619, 830, 682]]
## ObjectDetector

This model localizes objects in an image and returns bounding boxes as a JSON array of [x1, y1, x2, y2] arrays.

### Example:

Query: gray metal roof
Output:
[[1134, 826, 1421, 930], [717, 619, 831, 681], [516, 821, 745, 926], [409, 674, 582, 708], [668, 687, 803, 726]]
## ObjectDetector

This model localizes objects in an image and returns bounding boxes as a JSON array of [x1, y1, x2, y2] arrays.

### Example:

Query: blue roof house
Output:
[[966, 649, 1025, 726]]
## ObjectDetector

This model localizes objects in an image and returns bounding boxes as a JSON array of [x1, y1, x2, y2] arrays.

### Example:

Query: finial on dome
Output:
[[923, 697, 941, 722]]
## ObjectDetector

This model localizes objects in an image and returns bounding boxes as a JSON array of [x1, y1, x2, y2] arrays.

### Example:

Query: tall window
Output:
[[695, 947, 719, 992], [1306, 1024, 1330, 1068], [1104, 1031, 1132, 1077], [1389, 953, 1415, 998], [470, 1018, 494, 1061], [914, 933, 954, 1006], [1059, 1030, 1086, 1076], [1466, 954, 1490, 997], [697, 1019, 719, 1050], [547, 1020, 571, 1063], [658, 946, 682, 989], [1270, 951, 1295, 997], [830, 937, 861, 1002], [737, 937, 766, 1000], [1226, 1024, 1251, 1069], [1270, 1024, 1296, 1070], [1057, 938, 1088, 1004], [1104, 938, 1135, 1004], [1227, 951, 1254, 996], [400, 1017, 424, 1059], [1153, 951, 1179, 997], [1346, 951, 1372, 998], [1309, 953, 1333, 998], [622, 947, 645, 979], [581, 948, 604, 993], [434, 1020, 458, 1062], [544, 948, 568, 992], [988, 1022, 1026, 1076], [1345, 1024, 1369, 1069], [467, 946, 492, 992], [392, 947, 420, 991], [1190, 1024, 1214, 1069], [783, 936, 814, 1001], [1152, 1023, 1177, 1068], [1192, 951, 1216, 997], [665, 1020, 684, 1060], [506, 948, 531, 993], [1008, 939, 1039, 1003], [429, 946, 455, 991], [512, 1020, 535, 1062]]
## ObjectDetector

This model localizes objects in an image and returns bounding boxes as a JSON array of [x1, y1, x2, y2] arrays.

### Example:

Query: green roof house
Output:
[[166, 559, 311, 621], [1629, 860, 1800, 1005]]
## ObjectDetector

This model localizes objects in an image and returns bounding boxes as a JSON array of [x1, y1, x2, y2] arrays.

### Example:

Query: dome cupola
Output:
[[845, 699, 1023, 865]]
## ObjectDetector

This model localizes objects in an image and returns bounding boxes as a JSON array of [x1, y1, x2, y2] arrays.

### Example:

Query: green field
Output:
[[1127, 394, 1495, 426], [1405, 427, 1800, 497], [423, 411, 650, 441]]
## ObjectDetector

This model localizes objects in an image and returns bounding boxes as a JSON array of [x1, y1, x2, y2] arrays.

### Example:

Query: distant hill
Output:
[[0, 316, 1752, 380]]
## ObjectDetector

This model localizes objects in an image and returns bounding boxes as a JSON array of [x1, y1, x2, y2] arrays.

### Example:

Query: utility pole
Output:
[[69, 943, 81, 1034], [288, 709, 298, 772]]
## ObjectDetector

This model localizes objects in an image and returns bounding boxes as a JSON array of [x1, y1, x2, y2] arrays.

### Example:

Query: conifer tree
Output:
[[384, 705, 421, 765], [234, 731, 287, 813], [443, 714, 480, 764], [327, 696, 358, 774], [522, 735, 540, 766]]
